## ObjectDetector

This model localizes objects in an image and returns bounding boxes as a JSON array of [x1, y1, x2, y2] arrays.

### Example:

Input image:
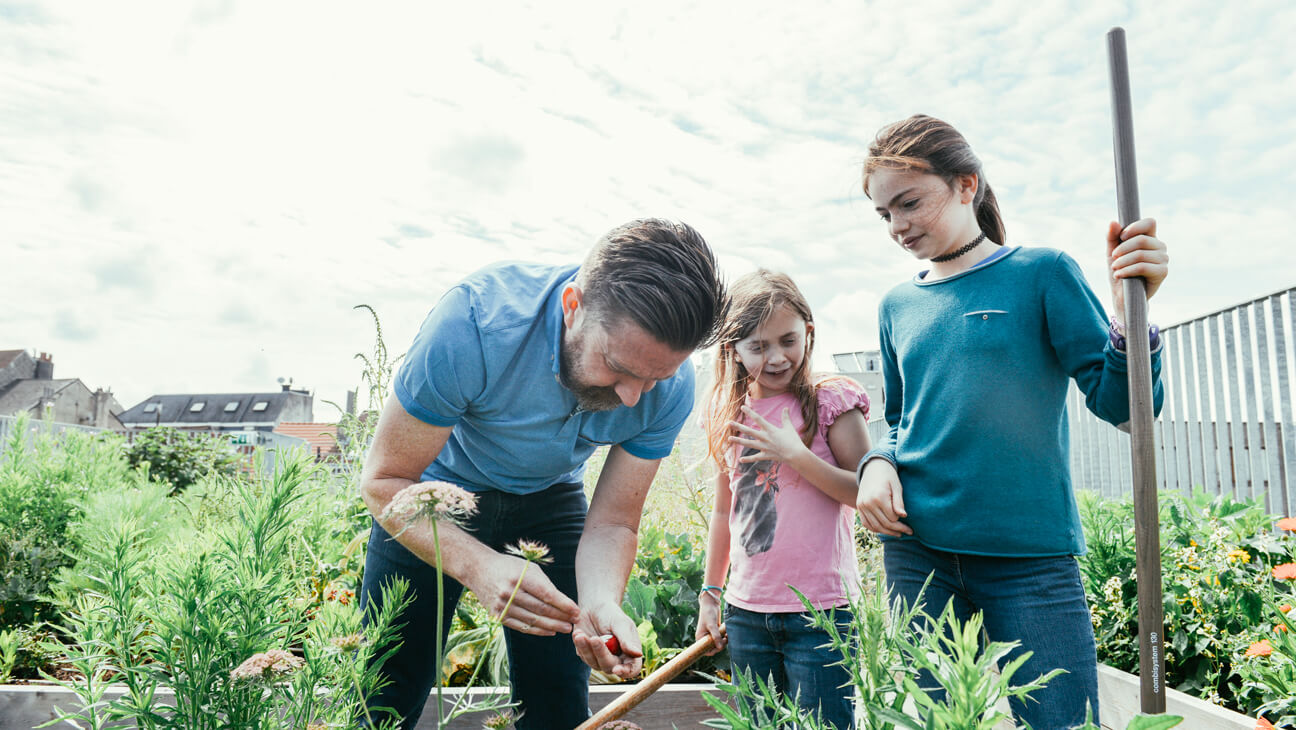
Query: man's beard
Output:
[[558, 331, 623, 413]]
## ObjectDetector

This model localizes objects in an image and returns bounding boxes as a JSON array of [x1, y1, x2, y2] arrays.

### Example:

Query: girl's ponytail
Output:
[[976, 180, 1006, 244]]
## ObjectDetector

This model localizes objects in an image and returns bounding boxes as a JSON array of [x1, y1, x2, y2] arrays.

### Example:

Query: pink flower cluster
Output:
[[381, 480, 478, 526], [229, 649, 305, 682]]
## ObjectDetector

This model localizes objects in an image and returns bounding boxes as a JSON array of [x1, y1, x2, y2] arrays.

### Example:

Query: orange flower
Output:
[[1273, 563, 1296, 580], [1277, 517, 1296, 531], [1277, 623, 1289, 633], [1247, 639, 1274, 657], [1282, 604, 1293, 614], [1256, 717, 1275, 730]]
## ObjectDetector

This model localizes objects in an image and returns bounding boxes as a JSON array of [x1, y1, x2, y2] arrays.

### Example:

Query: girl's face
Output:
[[734, 304, 811, 398], [867, 167, 980, 261]]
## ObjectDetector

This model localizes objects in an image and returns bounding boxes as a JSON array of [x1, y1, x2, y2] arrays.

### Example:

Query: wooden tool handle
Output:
[[574, 633, 718, 730], [1107, 25, 1165, 715]]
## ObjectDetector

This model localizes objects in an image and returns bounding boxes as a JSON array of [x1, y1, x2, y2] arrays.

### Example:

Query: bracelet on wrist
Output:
[[1109, 317, 1161, 352], [701, 584, 724, 601]]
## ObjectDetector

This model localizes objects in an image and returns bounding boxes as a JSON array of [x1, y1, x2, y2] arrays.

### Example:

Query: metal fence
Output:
[[1068, 286, 1296, 515], [0, 414, 106, 448]]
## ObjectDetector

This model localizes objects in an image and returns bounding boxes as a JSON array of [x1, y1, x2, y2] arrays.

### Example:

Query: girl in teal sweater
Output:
[[855, 114, 1169, 730]]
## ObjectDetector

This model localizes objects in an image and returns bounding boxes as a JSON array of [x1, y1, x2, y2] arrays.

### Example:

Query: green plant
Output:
[[0, 412, 134, 631], [703, 582, 1184, 730], [442, 596, 510, 687], [43, 457, 410, 729], [0, 627, 20, 682], [622, 521, 724, 678], [123, 426, 240, 494], [1236, 594, 1296, 727], [1081, 488, 1296, 717]]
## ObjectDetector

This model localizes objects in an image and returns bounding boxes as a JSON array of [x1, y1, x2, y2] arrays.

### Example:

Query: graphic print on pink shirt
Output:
[[731, 446, 781, 557]]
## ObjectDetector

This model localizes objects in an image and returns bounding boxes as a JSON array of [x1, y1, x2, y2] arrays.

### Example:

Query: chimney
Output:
[[345, 389, 357, 416], [35, 352, 54, 380], [91, 388, 113, 428]]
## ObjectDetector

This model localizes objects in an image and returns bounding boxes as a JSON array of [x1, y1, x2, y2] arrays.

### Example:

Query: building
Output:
[[118, 381, 315, 434], [272, 422, 342, 462], [0, 349, 123, 429], [831, 349, 885, 415]]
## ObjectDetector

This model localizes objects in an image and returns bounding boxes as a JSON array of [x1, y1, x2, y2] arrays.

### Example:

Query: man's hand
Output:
[[856, 458, 911, 537], [464, 552, 580, 636], [572, 601, 643, 678]]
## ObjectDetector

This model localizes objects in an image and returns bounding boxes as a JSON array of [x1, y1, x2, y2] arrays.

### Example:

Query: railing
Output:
[[0, 414, 106, 449], [1068, 286, 1296, 515]]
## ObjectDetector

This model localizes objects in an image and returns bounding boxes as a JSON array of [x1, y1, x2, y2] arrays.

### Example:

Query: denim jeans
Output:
[[724, 603, 856, 729], [360, 481, 591, 730], [883, 539, 1098, 730]]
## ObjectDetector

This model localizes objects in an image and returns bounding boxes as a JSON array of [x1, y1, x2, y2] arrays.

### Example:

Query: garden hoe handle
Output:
[[1107, 26, 1166, 715], [574, 633, 718, 730]]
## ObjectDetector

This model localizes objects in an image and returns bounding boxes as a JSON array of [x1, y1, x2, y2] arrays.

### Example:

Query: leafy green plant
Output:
[[1236, 593, 1296, 727], [43, 457, 410, 728], [123, 426, 240, 494], [703, 581, 1183, 730], [622, 521, 725, 678], [442, 597, 509, 687], [1081, 488, 1296, 717], [0, 627, 20, 683], [0, 412, 134, 631]]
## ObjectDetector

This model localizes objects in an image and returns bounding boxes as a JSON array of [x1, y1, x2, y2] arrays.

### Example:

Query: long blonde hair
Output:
[[705, 270, 818, 469]]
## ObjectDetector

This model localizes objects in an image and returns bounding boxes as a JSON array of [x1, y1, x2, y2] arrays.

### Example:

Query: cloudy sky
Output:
[[2, 0, 1293, 414]]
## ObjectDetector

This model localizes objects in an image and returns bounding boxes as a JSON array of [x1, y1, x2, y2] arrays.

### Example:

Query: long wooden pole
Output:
[[1106, 26, 1165, 715], [574, 634, 717, 730]]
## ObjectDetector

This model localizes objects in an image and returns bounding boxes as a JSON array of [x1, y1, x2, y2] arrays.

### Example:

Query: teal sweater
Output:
[[863, 246, 1163, 557]]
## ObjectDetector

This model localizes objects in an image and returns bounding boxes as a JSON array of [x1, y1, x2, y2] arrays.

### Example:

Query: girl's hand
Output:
[[729, 406, 808, 465], [856, 458, 911, 537], [695, 594, 727, 655], [1107, 217, 1169, 314]]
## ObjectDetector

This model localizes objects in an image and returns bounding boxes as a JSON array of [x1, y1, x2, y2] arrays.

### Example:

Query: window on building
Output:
[[143, 403, 158, 413], [252, 401, 269, 412], [224, 401, 239, 412], [190, 402, 206, 413]]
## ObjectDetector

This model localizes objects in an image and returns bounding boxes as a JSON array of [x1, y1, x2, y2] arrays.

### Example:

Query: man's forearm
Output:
[[574, 523, 638, 609]]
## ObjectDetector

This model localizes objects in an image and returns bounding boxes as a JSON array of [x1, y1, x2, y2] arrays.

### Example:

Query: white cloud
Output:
[[1, 0, 1293, 411]]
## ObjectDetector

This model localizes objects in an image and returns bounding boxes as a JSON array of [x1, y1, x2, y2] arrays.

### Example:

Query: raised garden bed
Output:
[[0, 664, 1256, 729]]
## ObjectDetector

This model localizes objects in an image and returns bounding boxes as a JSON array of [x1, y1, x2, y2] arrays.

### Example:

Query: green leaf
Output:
[[1124, 714, 1184, 729]]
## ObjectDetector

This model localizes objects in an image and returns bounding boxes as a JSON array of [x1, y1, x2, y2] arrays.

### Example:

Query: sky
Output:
[[2, 0, 1294, 415]]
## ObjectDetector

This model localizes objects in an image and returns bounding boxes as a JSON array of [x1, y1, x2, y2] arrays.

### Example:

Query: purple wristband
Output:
[[1110, 318, 1161, 352]]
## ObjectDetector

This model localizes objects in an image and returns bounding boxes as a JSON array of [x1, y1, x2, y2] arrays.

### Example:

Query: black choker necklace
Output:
[[931, 232, 988, 263]]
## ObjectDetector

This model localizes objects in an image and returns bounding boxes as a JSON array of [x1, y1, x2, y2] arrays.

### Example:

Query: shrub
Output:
[[0, 413, 135, 632], [1081, 488, 1296, 716], [123, 426, 240, 494]]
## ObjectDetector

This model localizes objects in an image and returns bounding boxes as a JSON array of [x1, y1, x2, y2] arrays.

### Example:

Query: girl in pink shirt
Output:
[[696, 269, 872, 728]]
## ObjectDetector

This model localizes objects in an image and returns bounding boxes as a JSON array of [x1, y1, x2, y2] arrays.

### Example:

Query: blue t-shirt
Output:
[[394, 262, 696, 494]]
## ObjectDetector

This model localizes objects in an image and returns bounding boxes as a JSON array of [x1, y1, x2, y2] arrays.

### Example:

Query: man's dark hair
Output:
[[577, 218, 727, 352]]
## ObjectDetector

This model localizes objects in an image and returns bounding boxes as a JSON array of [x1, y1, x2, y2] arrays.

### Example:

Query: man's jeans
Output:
[[883, 540, 1099, 730], [724, 604, 856, 729], [360, 481, 590, 729]]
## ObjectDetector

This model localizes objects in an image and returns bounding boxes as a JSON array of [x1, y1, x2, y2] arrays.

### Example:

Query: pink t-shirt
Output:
[[721, 377, 869, 612]]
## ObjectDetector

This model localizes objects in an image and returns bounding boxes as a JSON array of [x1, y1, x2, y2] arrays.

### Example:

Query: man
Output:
[[359, 218, 727, 728]]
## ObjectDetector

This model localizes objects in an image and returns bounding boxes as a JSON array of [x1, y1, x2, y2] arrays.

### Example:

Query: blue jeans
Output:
[[360, 481, 591, 730], [883, 540, 1098, 730], [724, 603, 856, 729]]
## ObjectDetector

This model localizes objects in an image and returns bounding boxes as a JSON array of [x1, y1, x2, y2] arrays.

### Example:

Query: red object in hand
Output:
[[601, 634, 621, 654]]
